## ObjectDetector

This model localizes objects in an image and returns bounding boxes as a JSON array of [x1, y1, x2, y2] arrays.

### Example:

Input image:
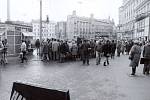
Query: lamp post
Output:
[[39, 0, 42, 56]]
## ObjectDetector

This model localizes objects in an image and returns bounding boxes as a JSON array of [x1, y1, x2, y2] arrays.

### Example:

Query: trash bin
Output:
[[10, 82, 70, 100]]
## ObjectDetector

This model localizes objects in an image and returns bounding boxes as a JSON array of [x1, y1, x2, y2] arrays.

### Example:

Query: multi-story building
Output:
[[119, 0, 150, 40], [135, 0, 150, 41], [55, 21, 67, 40], [32, 20, 56, 40], [66, 11, 115, 40]]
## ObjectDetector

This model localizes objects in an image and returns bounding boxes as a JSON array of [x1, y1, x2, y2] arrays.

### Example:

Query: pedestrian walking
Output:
[[142, 40, 150, 75], [129, 41, 141, 75], [103, 40, 111, 66]]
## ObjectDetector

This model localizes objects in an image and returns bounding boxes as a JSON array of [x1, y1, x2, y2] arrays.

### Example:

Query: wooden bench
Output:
[[10, 82, 70, 100]]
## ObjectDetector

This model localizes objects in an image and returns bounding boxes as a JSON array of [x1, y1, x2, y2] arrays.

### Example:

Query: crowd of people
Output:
[[33, 38, 150, 76], [0, 38, 150, 76]]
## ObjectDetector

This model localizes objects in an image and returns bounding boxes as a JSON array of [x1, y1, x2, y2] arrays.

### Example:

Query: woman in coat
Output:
[[129, 41, 141, 75]]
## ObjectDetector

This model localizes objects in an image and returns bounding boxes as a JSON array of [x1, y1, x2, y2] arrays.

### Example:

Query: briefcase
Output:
[[140, 58, 149, 64]]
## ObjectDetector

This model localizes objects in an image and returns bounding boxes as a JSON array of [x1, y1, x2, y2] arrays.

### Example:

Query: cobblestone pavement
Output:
[[0, 54, 150, 100]]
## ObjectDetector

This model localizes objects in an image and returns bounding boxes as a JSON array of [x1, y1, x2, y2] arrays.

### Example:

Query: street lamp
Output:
[[39, 0, 42, 56]]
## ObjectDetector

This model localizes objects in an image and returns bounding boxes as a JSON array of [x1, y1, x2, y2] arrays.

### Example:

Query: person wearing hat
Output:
[[129, 40, 141, 75]]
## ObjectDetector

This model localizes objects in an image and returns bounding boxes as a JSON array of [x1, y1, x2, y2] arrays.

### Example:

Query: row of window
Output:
[[34, 33, 55, 37]]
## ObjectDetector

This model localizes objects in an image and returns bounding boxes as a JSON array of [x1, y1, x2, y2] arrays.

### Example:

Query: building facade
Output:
[[32, 20, 56, 40], [55, 21, 67, 40], [0, 21, 33, 55], [66, 11, 115, 40], [119, 0, 150, 40]]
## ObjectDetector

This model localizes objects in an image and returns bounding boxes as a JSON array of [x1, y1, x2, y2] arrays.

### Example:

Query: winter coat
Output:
[[143, 43, 150, 59], [35, 40, 40, 48], [117, 43, 121, 53], [81, 43, 90, 55], [71, 44, 78, 56], [42, 42, 48, 54], [103, 43, 111, 57], [111, 43, 116, 53], [95, 43, 103, 53], [129, 44, 141, 67], [52, 41, 59, 52], [59, 43, 67, 54], [21, 42, 27, 52]]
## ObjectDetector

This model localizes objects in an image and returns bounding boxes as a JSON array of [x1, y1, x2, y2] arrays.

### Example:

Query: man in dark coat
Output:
[[143, 40, 150, 75], [110, 40, 116, 59], [102, 40, 111, 66], [59, 41, 66, 63], [35, 39, 40, 55], [81, 40, 91, 65]]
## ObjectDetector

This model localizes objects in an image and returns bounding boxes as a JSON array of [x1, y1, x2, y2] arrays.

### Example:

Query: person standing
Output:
[[1, 39, 8, 64], [81, 40, 91, 65], [129, 41, 141, 75], [116, 41, 121, 57], [52, 39, 59, 60], [103, 40, 111, 66], [35, 39, 40, 55], [59, 41, 66, 63], [71, 41, 78, 61], [110, 40, 116, 59], [142, 40, 150, 75], [42, 40, 49, 61], [21, 40, 27, 63], [95, 40, 103, 65]]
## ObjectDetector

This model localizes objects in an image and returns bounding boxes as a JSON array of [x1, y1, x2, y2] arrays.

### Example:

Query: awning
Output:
[[22, 32, 34, 37]]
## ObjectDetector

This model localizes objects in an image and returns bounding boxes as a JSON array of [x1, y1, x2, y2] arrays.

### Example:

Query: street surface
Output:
[[0, 54, 150, 100]]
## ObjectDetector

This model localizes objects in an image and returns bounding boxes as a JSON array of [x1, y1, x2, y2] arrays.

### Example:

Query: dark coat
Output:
[[35, 40, 40, 48], [111, 42, 116, 53], [59, 43, 67, 54], [81, 42, 90, 55], [143, 43, 150, 59], [42, 42, 48, 54], [103, 43, 111, 57], [143, 43, 150, 65]]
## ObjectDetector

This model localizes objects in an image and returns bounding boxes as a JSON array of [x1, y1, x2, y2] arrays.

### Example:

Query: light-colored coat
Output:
[[21, 42, 26, 52], [129, 44, 141, 68]]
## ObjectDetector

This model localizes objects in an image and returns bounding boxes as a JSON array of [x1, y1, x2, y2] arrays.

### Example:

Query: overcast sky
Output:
[[0, 0, 122, 25]]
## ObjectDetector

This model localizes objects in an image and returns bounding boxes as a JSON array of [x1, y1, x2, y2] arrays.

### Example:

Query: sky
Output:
[[0, 0, 122, 25]]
